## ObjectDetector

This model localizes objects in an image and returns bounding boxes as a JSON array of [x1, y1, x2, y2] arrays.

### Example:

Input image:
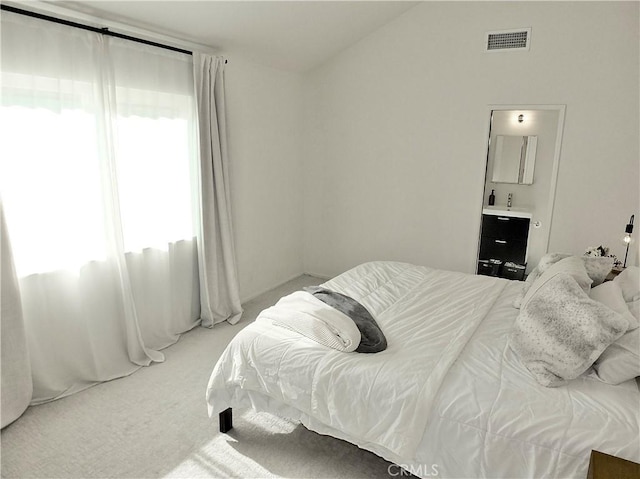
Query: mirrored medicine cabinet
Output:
[[491, 134, 537, 185]]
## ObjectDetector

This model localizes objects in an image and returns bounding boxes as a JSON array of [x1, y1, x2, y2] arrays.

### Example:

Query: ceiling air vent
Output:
[[485, 28, 531, 52]]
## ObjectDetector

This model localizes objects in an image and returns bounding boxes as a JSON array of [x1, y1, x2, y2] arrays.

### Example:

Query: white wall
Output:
[[303, 1, 639, 278], [225, 58, 305, 301]]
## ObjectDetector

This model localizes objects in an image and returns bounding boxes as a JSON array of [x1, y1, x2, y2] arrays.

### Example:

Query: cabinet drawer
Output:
[[481, 214, 529, 240], [500, 262, 526, 281], [479, 236, 527, 264], [477, 259, 502, 276]]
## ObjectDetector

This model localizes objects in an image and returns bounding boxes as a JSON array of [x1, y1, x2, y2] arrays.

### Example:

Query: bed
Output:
[[206, 260, 640, 478]]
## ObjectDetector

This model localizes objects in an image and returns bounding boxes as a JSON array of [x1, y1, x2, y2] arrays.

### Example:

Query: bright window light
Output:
[[0, 82, 197, 277], [0, 105, 107, 276], [115, 114, 195, 253]]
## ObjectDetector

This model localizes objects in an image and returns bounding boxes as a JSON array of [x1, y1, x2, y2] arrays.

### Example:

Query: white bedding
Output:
[[206, 261, 640, 478]]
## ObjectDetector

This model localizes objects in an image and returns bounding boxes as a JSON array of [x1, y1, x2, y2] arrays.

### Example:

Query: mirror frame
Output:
[[475, 104, 566, 272]]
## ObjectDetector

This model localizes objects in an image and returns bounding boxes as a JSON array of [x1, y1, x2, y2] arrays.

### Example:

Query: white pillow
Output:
[[521, 256, 592, 310], [627, 299, 640, 323], [613, 266, 640, 302], [537, 252, 571, 273], [591, 276, 640, 385], [590, 281, 639, 330], [593, 329, 640, 385], [537, 253, 613, 286], [510, 273, 629, 387]]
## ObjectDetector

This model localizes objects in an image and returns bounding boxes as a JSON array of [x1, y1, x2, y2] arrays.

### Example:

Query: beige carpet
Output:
[[1, 275, 399, 478]]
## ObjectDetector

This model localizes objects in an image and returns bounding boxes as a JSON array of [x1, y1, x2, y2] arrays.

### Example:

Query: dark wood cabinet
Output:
[[479, 236, 527, 264], [480, 214, 530, 241], [478, 213, 529, 280]]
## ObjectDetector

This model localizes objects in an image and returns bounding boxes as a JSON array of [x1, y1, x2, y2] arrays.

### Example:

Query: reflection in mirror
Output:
[[491, 135, 537, 184]]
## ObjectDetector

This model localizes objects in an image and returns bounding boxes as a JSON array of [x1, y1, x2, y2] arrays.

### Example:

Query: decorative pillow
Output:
[[613, 266, 640, 302], [520, 256, 592, 310], [510, 273, 629, 387], [590, 281, 638, 330], [513, 267, 539, 309], [537, 252, 571, 273], [581, 256, 615, 286], [593, 328, 640, 385], [537, 252, 613, 286]]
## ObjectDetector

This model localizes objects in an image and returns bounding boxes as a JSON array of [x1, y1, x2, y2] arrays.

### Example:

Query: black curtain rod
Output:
[[1, 4, 224, 60]]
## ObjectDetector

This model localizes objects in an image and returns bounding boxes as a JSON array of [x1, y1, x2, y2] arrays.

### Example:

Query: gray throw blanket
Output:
[[304, 286, 387, 353]]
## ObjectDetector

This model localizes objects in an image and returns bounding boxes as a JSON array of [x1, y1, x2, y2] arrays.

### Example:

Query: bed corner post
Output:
[[219, 408, 233, 433]]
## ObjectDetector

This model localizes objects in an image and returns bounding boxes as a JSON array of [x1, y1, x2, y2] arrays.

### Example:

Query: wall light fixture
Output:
[[622, 214, 634, 268]]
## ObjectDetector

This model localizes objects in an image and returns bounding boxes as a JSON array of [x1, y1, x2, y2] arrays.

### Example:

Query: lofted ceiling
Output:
[[47, 1, 420, 72]]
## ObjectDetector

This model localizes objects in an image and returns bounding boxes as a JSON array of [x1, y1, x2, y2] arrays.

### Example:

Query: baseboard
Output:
[[241, 271, 332, 304], [240, 272, 307, 304], [302, 271, 332, 281]]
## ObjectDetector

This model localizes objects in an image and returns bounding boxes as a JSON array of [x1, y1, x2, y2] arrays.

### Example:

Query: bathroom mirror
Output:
[[491, 135, 537, 184]]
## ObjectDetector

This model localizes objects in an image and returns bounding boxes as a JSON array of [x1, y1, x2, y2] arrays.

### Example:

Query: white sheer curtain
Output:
[[0, 13, 201, 403], [193, 54, 243, 327], [1, 199, 32, 428]]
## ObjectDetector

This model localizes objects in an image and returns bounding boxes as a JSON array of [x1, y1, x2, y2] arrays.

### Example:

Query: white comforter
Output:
[[206, 262, 640, 478]]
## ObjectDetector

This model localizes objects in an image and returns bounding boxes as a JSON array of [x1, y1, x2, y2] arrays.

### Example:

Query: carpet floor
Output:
[[1, 275, 399, 479]]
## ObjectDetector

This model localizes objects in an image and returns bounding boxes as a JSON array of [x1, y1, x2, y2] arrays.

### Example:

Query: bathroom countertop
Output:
[[482, 206, 532, 219]]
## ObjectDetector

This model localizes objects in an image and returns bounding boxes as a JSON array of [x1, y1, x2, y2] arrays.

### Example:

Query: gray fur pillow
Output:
[[510, 273, 629, 387], [513, 267, 539, 309], [521, 256, 592, 310]]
